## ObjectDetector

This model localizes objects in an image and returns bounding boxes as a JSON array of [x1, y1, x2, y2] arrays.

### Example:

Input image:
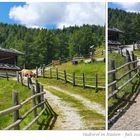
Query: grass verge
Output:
[[47, 87, 105, 130], [0, 79, 52, 130]]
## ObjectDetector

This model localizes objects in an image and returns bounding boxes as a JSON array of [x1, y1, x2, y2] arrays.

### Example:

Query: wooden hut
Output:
[[108, 28, 124, 51], [0, 48, 24, 77]]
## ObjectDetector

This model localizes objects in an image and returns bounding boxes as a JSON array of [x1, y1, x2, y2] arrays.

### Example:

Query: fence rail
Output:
[[35, 65, 105, 91], [108, 50, 139, 99], [108, 50, 140, 126], [0, 72, 16, 80], [0, 75, 57, 130]]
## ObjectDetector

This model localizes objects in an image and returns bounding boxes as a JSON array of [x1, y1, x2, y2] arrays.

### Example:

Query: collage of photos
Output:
[[0, 1, 140, 137], [0, 2, 106, 130]]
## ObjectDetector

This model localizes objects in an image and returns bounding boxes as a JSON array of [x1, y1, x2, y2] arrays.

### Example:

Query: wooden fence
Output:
[[35, 66, 105, 91], [108, 50, 139, 99], [108, 50, 140, 126], [37, 51, 105, 76], [0, 72, 16, 80], [0, 76, 57, 130]]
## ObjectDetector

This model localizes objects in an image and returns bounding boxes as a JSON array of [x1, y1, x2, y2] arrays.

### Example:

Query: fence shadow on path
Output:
[[108, 79, 140, 129]]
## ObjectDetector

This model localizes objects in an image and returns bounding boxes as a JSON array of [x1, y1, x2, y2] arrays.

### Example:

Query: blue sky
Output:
[[0, 2, 57, 29], [108, 2, 140, 12], [0, 2, 25, 24], [108, 2, 120, 9], [0, 2, 105, 29]]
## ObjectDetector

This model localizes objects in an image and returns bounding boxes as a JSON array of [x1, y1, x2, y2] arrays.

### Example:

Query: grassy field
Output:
[[44, 57, 105, 88], [52, 61, 105, 77], [0, 79, 51, 130], [108, 52, 140, 119], [37, 78, 105, 107], [134, 50, 140, 57], [94, 46, 105, 59]]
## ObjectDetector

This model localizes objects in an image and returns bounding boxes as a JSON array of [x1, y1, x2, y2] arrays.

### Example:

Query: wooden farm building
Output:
[[108, 27, 124, 50], [0, 48, 23, 76]]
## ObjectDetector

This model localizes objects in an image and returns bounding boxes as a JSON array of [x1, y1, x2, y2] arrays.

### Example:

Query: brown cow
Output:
[[21, 69, 35, 78]]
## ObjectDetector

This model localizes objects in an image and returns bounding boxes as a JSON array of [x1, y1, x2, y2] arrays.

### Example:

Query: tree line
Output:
[[0, 23, 104, 68], [108, 8, 140, 44]]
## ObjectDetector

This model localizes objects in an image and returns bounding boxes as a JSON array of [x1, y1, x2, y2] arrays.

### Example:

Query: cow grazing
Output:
[[21, 69, 35, 78]]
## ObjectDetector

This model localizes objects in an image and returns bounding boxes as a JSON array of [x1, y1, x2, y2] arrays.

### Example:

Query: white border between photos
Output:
[[0, 0, 140, 140], [105, 1, 108, 131]]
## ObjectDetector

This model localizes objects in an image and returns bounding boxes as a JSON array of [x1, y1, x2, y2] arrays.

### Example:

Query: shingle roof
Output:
[[108, 28, 124, 33], [108, 40, 121, 45], [0, 63, 21, 71], [0, 48, 24, 55]]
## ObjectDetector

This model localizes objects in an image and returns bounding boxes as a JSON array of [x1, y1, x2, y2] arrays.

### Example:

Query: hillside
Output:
[[0, 79, 52, 130], [0, 23, 105, 69], [108, 8, 140, 44]]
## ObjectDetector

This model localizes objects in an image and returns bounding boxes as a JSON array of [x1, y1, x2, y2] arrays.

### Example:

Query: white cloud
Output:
[[115, 2, 140, 13], [9, 2, 105, 28]]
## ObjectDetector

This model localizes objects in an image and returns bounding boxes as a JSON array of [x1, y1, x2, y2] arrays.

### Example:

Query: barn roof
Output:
[[0, 48, 24, 55], [108, 28, 124, 33], [108, 40, 121, 45], [0, 63, 20, 71]]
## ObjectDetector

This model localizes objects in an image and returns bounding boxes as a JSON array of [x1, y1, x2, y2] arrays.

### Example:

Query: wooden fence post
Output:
[[16, 71, 19, 82], [95, 73, 98, 93], [32, 86, 37, 118], [135, 56, 138, 73], [40, 85, 45, 109], [27, 77, 30, 88], [20, 73, 23, 85], [6, 71, 9, 81], [72, 72, 75, 86], [64, 70, 67, 83], [36, 80, 41, 104], [110, 59, 117, 92], [27, 77, 32, 89], [41, 65, 43, 75], [120, 48, 123, 56], [131, 51, 137, 73], [36, 66, 38, 78], [126, 50, 131, 78], [12, 91, 20, 130], [56, 68, 59, 80], [102, 50, 104, 55], [82, 73, 85, 88], [133, 43, 135, 51], [50, 68, 52, 78], [42, 64, 45, 78]]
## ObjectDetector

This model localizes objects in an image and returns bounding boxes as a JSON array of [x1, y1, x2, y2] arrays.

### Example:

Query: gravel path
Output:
[[47, 85, 105, 116], [44, 89, 84, 130], [111, 94, 140, 130]]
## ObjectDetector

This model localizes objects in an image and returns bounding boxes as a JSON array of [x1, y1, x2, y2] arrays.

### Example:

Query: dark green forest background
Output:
[[0, 23, 104, 68], [108, 8, 140, 44]]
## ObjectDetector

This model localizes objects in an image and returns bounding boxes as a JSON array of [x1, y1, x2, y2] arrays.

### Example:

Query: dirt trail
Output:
[[44, 89, 84, 130], [47, 85, 105, 116], [15, 76, 105, 129], [111, 94, 140, 130]]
